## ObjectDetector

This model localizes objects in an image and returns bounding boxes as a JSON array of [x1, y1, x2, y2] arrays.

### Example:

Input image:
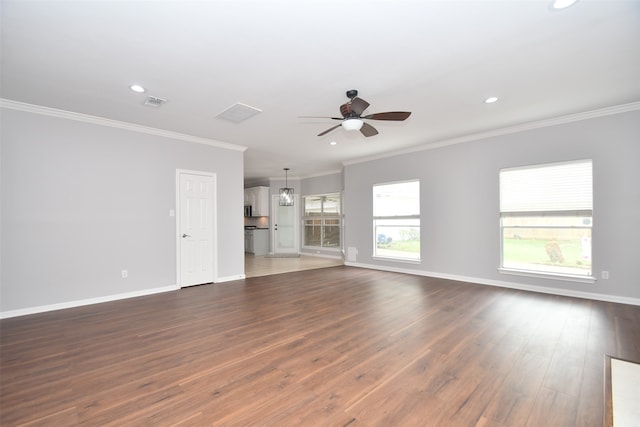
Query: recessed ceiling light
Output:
[[129, 84, 146, 93], [484, 97, 498, 104], [551, 0, 578, 10], [329, 141, 337, 146]]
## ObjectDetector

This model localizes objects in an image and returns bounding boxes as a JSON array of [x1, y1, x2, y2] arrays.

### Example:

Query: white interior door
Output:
[[272, 194, 299, 254], [178, 171, 215, 287]]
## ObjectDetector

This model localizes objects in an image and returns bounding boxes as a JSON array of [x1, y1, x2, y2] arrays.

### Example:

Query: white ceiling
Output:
[[2, 0, 639, 182]]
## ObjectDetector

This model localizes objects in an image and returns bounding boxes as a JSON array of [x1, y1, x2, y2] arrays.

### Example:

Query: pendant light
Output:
[[279, 168, 294, 206]]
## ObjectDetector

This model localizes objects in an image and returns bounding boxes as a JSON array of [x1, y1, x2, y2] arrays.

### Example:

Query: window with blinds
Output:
[[303, 193, 341, 249], [373, 180, 420, 261], [499, 160, 593, 278]]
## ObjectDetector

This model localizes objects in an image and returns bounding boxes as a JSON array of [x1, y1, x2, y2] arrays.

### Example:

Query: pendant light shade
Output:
[[279, 168, 294, 206]]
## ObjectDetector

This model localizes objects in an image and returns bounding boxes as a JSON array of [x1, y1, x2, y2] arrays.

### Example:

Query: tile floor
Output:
[[244, 253, 343, 278]]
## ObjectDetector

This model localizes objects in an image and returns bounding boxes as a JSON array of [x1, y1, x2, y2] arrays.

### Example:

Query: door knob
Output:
[[182, 234, 190, 238]]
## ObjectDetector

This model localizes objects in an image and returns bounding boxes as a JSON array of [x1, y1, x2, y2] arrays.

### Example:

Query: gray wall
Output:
[[1, 107, 245, 315], [344, 109, 640, 302], [301, 172, 342, 196]]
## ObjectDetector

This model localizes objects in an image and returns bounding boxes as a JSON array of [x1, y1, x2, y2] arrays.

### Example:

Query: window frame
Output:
[[302, 192, 342, 251], [498, 159, 595, 283], [372, 179, 421, 262]]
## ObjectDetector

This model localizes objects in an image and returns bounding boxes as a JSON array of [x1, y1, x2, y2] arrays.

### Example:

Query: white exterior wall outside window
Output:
[[303, 193, 341, 250], [499, 159, 593, 279], [373, 180, 420, 261]]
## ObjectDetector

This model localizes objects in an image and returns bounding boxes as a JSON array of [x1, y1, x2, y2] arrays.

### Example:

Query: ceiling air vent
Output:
[[144, 96, 167, 108], [216, 102, 262, 123]]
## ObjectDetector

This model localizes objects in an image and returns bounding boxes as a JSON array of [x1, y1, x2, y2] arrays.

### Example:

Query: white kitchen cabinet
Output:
[[244, 229, 269, 255], [244, 186, 270, 217]]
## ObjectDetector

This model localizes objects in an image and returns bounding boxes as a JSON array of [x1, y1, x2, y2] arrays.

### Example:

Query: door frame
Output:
[[176, 169, 217, 287]]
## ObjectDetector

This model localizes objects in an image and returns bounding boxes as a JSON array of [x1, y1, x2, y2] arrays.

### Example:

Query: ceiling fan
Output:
[[301, 89, 411, 137]]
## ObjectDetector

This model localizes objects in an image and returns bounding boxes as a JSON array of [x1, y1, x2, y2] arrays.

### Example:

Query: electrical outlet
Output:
[[601, 270, 609, 280], [122, 269, 128, 279]]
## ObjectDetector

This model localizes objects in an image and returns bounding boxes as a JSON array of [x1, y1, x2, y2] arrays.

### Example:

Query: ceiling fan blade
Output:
[[362, 111, 412, 121], [318, 123, 342, 137], [339, 103, 351, 118], [360, 122, 378, 137], [299, 116, 343, 120], [350, 97, 370, 116]]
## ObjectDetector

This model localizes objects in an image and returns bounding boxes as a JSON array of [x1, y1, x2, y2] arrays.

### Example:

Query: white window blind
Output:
[[373, 181, 420, 217], [303, 193, 341, 249], [500, 160, 592, 213], [372, 180, 420, 261]]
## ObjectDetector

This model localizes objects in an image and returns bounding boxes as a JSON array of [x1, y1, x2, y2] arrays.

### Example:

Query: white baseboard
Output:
[[4, 264, 636, 319], [0, 285, 179, 319], [298, 252, 344, 260], [1, 276, 247, 319], [216, 274, 246, 282], [344, 262, 640, 306]]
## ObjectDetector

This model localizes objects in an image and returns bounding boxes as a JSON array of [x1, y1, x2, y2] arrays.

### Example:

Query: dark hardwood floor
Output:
[[1, 266, 639, 426]]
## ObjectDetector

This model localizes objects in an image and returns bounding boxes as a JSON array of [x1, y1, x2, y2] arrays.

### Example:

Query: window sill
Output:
[[301, 246, 341, 252], [373, 256, 421, 264], [499, 268, 596, 284]]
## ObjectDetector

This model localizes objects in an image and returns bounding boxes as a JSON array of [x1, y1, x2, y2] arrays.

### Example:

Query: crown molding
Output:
[[343, 101, 640, 167], [0, 98, 247, 152], [265, 170, 343, 181], [268, 175, 302, 182], [299, 169, 343, 180]]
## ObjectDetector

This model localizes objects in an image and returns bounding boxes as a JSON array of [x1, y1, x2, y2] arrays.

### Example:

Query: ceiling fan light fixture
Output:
[[551, 0, 578, 10], [342, 118, 364, 131], [308, 90, 411, 138]]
